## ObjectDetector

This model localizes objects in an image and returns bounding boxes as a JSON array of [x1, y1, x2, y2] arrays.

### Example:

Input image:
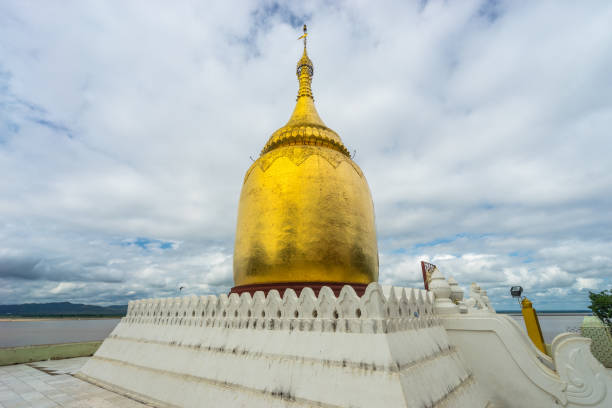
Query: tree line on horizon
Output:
[[0, 301, 127, 317]]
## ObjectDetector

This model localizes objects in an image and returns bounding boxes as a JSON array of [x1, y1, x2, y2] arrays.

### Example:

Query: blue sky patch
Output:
[[119, 237, 176, 251], [30, 117, 73, 138], [413, 233, 486, 249], [478, 0, 503, 23]]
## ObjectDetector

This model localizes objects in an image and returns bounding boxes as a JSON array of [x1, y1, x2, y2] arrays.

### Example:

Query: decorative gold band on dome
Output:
[[261, 124, 350, 157], [260, 25, 351, 157]]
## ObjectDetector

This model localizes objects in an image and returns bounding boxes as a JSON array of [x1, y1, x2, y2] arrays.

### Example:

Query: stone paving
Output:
[[2, 356, 609, 408], [0, 357, 148, 408]]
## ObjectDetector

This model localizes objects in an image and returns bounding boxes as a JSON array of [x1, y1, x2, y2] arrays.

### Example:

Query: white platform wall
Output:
[[79, 277, 612, 408], [78, 284, 489, 408]]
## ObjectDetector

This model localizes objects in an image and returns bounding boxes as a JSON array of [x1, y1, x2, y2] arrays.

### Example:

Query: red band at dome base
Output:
[[229, 282, 369, 297]]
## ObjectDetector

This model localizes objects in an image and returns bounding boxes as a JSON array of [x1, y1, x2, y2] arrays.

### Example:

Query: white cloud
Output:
[[1, 0, 611, 309], [575, 278, 603, 291], [50, 282, 80, 295]]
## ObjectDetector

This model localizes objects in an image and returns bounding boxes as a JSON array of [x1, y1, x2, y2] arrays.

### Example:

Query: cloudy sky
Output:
[[1, 0, 611, 310]]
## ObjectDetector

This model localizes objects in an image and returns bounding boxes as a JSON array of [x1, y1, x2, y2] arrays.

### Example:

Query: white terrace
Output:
[[75, 276, 612, 408]]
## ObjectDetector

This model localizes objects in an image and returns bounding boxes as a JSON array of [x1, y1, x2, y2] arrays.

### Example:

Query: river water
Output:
[[0, 314, 589, 348], [0, 319, 121, 348], [509, 314, 588, 343]]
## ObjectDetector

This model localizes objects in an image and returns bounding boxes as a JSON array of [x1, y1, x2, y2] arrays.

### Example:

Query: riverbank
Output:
[[0, 341, 101, 366], [0, 317, 122, 321]]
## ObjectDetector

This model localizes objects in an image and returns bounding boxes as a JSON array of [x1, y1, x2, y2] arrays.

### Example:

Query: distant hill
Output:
[[0, 302, 127, 317]]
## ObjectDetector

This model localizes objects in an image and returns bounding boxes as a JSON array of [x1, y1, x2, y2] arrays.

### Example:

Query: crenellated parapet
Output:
[[124, 283, 437, 334], [81, 281, 489, 407]]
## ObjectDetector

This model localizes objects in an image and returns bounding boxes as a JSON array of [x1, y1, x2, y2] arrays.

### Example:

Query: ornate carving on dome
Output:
[[123, 282, 437, 334], [244, 146, 363, 184]]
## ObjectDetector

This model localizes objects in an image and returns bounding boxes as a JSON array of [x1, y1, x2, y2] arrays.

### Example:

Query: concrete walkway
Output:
[[1, 356, 609, 408], [0, 357, 147, 408]]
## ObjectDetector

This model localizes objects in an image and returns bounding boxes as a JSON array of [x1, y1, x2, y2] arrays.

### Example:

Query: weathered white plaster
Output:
[[78, 283, 488, 408]]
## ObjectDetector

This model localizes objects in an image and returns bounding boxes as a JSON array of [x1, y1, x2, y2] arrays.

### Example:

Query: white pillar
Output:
[[448, 277, 464, 304], [429, 269, 459, 314]]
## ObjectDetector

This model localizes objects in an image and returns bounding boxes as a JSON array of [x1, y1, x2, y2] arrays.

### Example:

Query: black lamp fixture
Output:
[[510, 286, 523, 299], [510, 286, 524, 306]]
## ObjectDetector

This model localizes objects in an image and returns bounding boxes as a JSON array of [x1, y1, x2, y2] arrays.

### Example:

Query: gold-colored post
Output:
[[521, 298, 547, 355]]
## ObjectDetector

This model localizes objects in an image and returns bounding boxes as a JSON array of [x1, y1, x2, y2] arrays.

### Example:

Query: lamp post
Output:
[[511, 286, 547, 355]]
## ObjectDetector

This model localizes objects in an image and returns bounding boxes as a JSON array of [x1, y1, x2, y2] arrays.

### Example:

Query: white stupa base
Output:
[[434, 298, 460, 314], [78, 284, 489, 408]]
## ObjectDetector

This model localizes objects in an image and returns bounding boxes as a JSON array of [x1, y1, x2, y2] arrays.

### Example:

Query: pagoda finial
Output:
[[296, 24, 313, 99], [298, 24, 308, 49]]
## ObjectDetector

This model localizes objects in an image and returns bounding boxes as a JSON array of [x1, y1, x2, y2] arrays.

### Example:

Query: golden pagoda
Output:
[[232, 26, 378, 295]]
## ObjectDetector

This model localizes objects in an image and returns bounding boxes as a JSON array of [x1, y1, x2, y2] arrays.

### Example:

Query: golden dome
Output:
[[232, 26, 378, 295]]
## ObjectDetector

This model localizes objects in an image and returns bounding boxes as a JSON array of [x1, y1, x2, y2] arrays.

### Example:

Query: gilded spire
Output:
[[261, 25, 350, 157], [296, 25, 313, 99]]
